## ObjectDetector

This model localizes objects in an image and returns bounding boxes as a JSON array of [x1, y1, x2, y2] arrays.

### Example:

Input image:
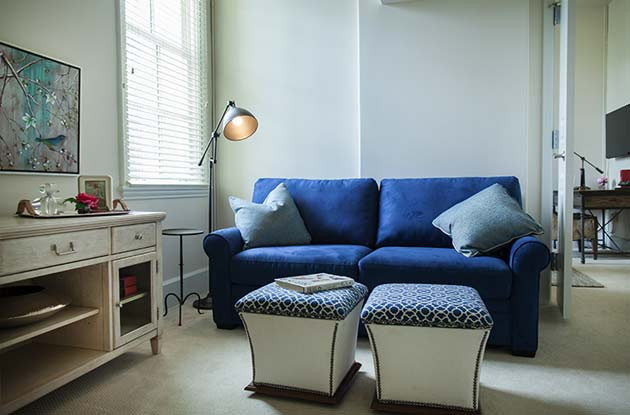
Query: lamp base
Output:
[[193, 293, 213, 310]]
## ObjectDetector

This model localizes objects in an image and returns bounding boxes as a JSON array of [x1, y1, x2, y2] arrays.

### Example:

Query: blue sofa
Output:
[[203, 177, 550, 356]]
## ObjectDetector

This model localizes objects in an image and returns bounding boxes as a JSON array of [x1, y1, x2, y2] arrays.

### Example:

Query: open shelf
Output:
[[0, 306, 100, 350], [0, 342, 106, 410], [119, 291, 148, 306]]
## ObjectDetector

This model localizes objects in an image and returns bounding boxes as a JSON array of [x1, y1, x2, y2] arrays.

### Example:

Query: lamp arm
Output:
[[197, 101, 235, 166], [198, 131, 218, 166], [573, 152, 604, 174]]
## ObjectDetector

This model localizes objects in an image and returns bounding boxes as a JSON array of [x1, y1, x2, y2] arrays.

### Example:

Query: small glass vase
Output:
[[38, 183, 60, 216]]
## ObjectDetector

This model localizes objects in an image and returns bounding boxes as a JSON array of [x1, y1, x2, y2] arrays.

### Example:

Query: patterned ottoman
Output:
[[235, 282, 368, 403], [361, 284, 493, 414]]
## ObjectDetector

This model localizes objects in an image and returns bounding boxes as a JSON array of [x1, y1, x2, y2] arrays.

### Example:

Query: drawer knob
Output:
[[52, 242, 77, 256], [134, 233, 144, 240]]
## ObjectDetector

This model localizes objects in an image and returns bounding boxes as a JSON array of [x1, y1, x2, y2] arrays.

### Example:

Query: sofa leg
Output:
[[512, 349, 536, 358]]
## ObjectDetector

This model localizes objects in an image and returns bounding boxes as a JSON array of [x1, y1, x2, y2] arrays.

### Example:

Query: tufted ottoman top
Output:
[[235, 282, 368, 321], [361, 283, 493, 330]]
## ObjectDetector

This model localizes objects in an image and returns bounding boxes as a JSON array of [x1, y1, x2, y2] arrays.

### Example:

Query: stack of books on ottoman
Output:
[[275, 273, 354, 294]]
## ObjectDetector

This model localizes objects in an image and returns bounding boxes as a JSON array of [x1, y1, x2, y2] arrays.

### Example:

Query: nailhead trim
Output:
[[239, 313, 256, 382], [365, 324, 382, 400], [472, 331, 489, 410], [328, 323, 339, 396]]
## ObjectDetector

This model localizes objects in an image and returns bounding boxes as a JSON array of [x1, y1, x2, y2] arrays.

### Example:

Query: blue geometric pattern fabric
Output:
[[361, 284, 493, 330], [235, 282, 368, 321]]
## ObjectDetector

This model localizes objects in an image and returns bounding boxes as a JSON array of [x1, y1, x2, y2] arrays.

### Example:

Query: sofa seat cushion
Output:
[[358, 247, 512, 300], [231, 245, 372, 286]]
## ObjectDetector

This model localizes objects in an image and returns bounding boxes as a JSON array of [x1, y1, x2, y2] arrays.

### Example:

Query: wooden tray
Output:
[[16, 199, 130, 218], [18, 211, 130, 219]]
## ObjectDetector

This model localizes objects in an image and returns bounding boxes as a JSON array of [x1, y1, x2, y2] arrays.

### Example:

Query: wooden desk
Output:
[[577, 188, 630, 263]]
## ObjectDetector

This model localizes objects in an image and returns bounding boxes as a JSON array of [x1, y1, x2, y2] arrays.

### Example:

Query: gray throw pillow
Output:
[[229, 183, 312, 249], [432, 183, 543, 257]]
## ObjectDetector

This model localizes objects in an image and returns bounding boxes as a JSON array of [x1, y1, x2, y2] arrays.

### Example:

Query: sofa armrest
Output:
[[203, 227, 243, 328], [204, 227, 244, 259], [509, 236, 551, 274], [508, 236, 550, 357]]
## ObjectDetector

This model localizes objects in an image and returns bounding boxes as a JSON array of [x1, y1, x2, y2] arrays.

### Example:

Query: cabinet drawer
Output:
[[0, 229, 109, 276], [111, 223, 156, 254]]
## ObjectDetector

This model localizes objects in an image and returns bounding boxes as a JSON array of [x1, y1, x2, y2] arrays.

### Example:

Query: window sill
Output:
[[122, 184, 208, 200]]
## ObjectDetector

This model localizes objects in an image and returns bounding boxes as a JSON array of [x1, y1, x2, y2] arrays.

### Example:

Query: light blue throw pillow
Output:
[[432, 183, 543, 257], [229, 183, 312, 249]]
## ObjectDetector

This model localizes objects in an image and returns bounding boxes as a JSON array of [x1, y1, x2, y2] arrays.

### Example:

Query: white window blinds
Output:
[[121, 0, 208, 185]]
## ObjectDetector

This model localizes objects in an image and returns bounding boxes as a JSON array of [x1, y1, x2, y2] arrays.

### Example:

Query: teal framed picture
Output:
[[0, 41, 80, 174]]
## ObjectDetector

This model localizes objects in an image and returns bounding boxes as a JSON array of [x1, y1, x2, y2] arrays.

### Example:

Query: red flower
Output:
[[76, 192, 99, 209]]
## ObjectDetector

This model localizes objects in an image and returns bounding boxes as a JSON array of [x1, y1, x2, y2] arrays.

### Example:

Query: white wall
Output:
[[0, 0, 209, 296], [0, 0, 119, 214], [575, 5, 607, 189], [606, 0, 630, 114], [606, 0, 630, 245], [213, 0, 359, 229], [213, 0, 546, 228], [359, 0, 535, 209]]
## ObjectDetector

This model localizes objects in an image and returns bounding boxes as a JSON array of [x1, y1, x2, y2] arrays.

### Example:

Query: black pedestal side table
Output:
[[162, 228, 204, 326]]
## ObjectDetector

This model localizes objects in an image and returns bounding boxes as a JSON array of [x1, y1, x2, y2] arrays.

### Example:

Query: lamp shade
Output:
[[222, 105, 258, 141]]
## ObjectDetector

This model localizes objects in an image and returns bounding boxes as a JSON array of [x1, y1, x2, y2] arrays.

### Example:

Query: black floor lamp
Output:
[[193, 100, 258, 310]]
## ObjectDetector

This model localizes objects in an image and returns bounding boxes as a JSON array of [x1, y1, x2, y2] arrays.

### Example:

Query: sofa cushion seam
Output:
[[233, 259, 366, 267]]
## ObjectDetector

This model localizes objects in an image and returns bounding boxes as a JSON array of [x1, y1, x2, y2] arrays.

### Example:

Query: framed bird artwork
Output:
[[0, 41, 80, 174]]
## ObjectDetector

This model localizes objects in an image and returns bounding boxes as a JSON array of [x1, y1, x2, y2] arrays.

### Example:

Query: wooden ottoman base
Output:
[[245, 362, 361, 404], [371, 394, 481, 415]]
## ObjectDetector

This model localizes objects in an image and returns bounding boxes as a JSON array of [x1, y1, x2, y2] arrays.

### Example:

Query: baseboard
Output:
[[162, 267, 209, 307], [162, 266, 208, 287]]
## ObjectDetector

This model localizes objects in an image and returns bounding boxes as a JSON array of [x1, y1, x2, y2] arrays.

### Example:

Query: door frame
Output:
[[541, 0, 575, 318], [540, 1, 556, 306]]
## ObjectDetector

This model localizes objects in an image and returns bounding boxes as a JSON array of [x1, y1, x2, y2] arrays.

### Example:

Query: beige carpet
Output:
[[17, 261, 630, 415]]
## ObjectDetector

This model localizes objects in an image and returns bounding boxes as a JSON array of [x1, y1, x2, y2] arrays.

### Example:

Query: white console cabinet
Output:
[[0, 212, 165, 414]]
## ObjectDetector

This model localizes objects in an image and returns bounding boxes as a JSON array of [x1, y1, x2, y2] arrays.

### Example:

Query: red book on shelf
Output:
[[121, 275, 137, 287], [122, 285, 137, 297]]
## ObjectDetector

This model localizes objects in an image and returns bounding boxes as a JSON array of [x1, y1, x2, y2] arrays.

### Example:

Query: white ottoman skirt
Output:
[[235, 282, 368, 404], [361, 284, 494, 415]]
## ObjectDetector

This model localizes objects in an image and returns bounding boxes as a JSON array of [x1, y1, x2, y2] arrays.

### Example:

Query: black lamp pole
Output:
[[192, 101, 234, 310], [193, 101, 258, 310]]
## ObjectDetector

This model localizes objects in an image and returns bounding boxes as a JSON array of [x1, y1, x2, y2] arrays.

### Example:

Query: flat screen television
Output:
[[606, 103, 630, 158]]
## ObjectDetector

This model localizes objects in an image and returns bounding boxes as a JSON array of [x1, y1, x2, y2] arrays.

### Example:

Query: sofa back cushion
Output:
[[253, 178, 379, 246], [376, 176, 522, 248]]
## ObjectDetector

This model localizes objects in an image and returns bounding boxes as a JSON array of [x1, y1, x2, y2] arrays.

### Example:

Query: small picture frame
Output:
[[78, 175, 112, 211]]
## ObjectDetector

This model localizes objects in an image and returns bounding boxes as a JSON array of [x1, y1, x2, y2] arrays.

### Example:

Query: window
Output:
[[120, 0, 208, 187]]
